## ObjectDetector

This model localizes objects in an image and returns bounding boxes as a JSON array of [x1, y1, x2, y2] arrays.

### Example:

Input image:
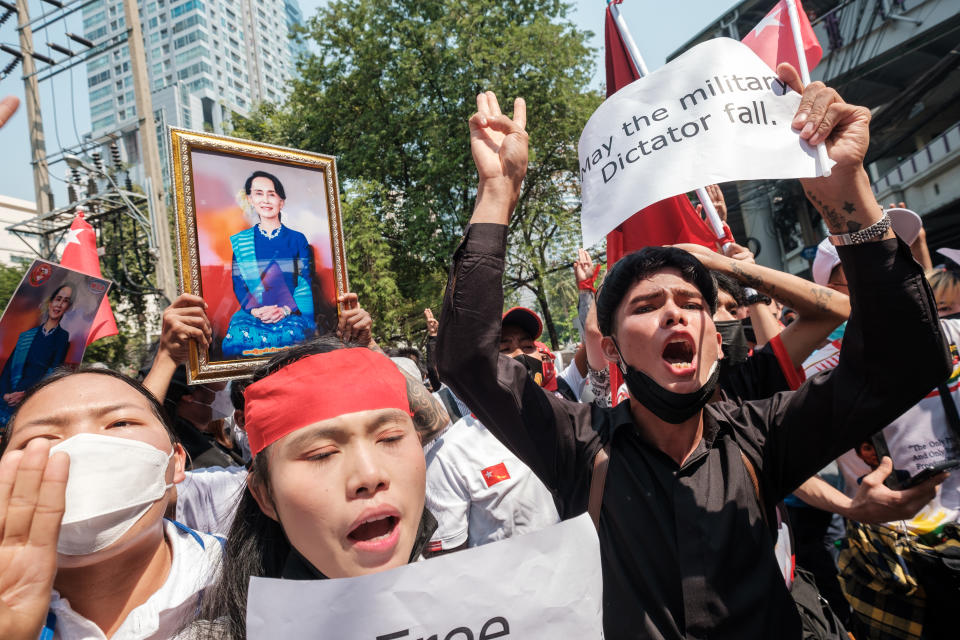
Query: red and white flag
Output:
[[602, 1, 722, 258], [602, 1, 727, 401], [481, 462, 511, 487], [741, 0, 822, 73], [60, 211, 118, 344]]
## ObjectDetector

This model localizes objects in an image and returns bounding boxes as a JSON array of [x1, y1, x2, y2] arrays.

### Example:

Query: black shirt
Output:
[[437, 223, 949, 640]]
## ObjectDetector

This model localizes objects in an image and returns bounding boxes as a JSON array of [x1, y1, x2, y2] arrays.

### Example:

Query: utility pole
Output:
[[122, 0, 176, 300], [16, 0, 53, 255]]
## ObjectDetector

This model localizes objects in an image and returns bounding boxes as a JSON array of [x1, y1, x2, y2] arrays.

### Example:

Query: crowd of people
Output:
[[0, 64, 958, 640]]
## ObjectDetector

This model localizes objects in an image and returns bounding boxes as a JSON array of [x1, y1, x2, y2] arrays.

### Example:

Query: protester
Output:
[[500, 306, 585, 401], [927, 266, 960, 317], [823, 267, 960, 639], [0, 368, 222, 639], [438, 70, 949, 640], [190, 337, 441, 638], [422, 313, 559, 555], [674, 239, 850, 393]]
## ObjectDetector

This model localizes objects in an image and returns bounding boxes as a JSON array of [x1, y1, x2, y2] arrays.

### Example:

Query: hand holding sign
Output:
[[578, 38, 835, 247], [782, 63, 870, 178]]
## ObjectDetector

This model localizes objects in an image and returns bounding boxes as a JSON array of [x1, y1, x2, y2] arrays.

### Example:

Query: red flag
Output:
[[741, 0, 822, 74], [603, 2, 720, 263], [480, 462, 511, 487], [60, 211, 118, 345], [603, 2, 723, 400]]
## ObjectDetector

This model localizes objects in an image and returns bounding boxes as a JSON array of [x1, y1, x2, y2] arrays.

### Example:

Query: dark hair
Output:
[[229, 379, 250, 412], [0, 367, 178, 457], [390, 346, 421, 362], [244, 170, 286, 200], [191, 334, 357, 640], [48, 283, 74, 303], [712, 271, 746, 309], [596, 247, 717, 335]]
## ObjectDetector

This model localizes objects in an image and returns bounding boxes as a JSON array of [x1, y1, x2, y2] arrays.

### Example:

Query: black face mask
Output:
[[513, 353, 545, 387], [715, 319, 749, 365], [942, 311, 960, 322], [613, 339, 721, 424]]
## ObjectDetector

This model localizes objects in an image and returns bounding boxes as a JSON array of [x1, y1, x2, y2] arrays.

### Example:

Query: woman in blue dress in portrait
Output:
[[221, 171, 316, 358], [0, 283, 72, 426]]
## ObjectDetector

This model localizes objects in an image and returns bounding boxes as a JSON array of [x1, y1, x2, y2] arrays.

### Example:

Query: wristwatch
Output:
[[829, 213, 891, 246]]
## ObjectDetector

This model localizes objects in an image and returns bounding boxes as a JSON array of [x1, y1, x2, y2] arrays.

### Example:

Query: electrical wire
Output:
[[62, 16, 82, 144], [47, 61, 65, 151]]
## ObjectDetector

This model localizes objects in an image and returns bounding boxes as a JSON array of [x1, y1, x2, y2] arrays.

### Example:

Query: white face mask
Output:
[[50, 433, 175, 556]]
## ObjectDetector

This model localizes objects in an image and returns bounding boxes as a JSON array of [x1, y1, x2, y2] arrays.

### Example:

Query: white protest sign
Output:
[[578, 37, 834, 247], [246, 513, 603, 639]]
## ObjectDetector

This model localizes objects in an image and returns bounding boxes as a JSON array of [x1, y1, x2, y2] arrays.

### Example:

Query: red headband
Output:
[[243, 348, 413, 456]]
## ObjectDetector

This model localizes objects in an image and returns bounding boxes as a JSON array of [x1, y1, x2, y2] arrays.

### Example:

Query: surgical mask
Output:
[[715, 319, 749, 365], [513, 353, 546, 387], [613, 338, 720, 424], [211, 384, 234, 421], [50, 433, 174, 556]]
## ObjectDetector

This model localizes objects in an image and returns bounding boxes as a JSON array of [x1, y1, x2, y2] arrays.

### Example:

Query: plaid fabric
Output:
[[837, 522, 925, 640], [838, 521, 960, 640]]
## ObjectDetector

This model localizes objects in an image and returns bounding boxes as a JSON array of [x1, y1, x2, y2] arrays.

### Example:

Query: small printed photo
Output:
[[0, 260, 111, 427], [171, 129, 348, 383]]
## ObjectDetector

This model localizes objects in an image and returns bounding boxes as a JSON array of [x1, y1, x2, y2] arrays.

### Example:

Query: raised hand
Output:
[[337, 293, 373, 346], [573, 248, 600, 286], [469, 91, 528, 187], [0, 439, 68, 640], [424, 309, 439, 337], [695, 184, 727, 223], [159, 294, 212, 363], [779, 62, 871, 175]]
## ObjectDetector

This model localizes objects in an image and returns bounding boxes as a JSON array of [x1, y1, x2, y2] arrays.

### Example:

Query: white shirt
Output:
[[49, 520, 222, 640], [559, 359, 587, 400], [425, 414, 560, 551], [175, 466, 248, 537]]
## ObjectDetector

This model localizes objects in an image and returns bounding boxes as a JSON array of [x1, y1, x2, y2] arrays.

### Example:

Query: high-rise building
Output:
[[81, 0, 303, 185]]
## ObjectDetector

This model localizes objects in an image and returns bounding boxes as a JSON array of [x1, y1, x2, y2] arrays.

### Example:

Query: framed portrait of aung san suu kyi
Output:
[[170, 128, 347, 383]]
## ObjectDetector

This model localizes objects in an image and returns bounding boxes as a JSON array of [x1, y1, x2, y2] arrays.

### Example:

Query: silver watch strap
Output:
[[828, 213, 891, 246]]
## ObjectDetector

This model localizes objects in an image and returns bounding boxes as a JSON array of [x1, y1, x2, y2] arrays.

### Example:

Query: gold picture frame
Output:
[[170, 127, 348, 384]]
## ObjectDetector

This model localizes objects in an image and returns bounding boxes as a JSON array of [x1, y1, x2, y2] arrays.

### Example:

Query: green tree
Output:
[[231, 0, 601, 348], [0, 263, 29, 311]]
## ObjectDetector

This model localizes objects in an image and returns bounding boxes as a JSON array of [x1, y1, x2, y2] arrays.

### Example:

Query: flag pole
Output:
[[784, 0, 831, 177], [608, 1, 731, 249]]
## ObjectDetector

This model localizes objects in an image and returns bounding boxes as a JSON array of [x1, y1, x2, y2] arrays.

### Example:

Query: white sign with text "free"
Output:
[[246, 513, 604, 639], [578, 37, 833, 247]]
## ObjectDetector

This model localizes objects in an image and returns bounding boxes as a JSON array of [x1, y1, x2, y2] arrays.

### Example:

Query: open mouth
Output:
[[662, 339, 696, 369], [348, 515, 398, 544]]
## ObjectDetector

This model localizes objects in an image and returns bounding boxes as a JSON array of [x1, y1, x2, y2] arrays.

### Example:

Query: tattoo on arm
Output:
[[805, 191, 865, 234], [404, 372, 449, 445], [810, 286, 834, 313]]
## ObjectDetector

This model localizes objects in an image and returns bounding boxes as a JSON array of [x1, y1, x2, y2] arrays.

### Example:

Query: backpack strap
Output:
[[588, 445, 610, 529], [738, 449, 768, 528]]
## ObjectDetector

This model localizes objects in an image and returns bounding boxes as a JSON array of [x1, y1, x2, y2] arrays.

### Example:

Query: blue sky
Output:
[[0, 0, 739, 204]]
